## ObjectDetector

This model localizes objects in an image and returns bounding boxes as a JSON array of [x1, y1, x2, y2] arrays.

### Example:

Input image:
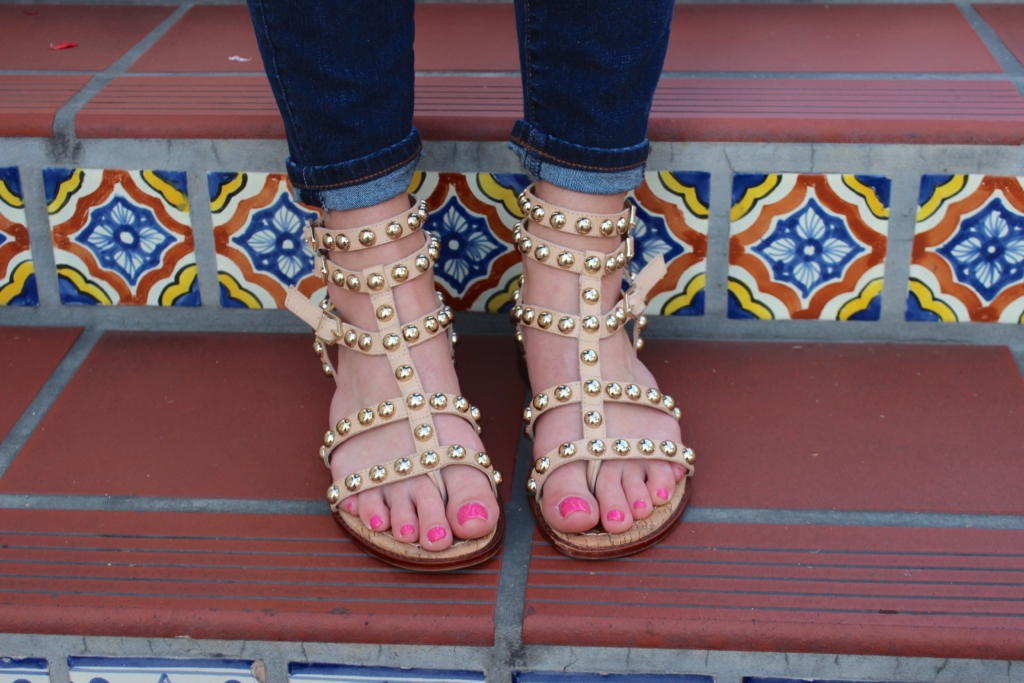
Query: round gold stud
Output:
[[407, 393, 425, 410], [454, 396, 469, 412], [337, 234, 350, 251], [476, 452, 491, 468], [414, 424, 433, 441], [557, 252, 575, 268], [663, 395, 676, 410], [576, 217, 592, 234], [605, 315, 619, 332], [378, 401, 395, 419], [606, 256, 618, 273], [385, 222, 403, 240], [674, 407, 682, 420], [616, 252, 627, 269], [588, 439, 606, 455], [584, 379, 601, 395], [346, 274, 361, 291], [337, 418, 351, 436], [554, 385, 572, 401], [683, 447, 696, 465], [535, 244, 550, 261], [519, 194, 531, 211], [324, 430, 335, 446], [417, 207, 428, 223], [321, 362, 332, 376], [523, 405, 533, 422], [367, 273, 385, 290], [616, 216, 628, 234], [403, 325, 420, 342], [383, 334, 400, 350], [407, 213, 421, 229], [526, 477, 538, 493], [638, 439, 655, 454], [319, 444, 328, 462], [647, 387, 661, 403], [376, 305, 394, 322], [600, 219, 615, 236], [581, 349, 598, 365], [518, 237, 533, 254], [421, 451, 439, 468], [344, 330, 357, 347], [493, 470, 503, 486], [313, 340, 324, 356], [327, 485, 341, 504], [613, 439, 630, 455], [358, 334, 372, 351], [615, 307, 627, 323], [396, 365, 413, 381], [533, 393, 549, 410], [510, 305, 523, 323], [530, 205, 545, 222], [369, 465, 388, 483], [522, 307, 536, 325], [606, 382, 622, 399], [429, 393, 447, 409], [344, 473, 362, 492], [550, 212, 565, 229], [392, 264, 409, 282], [558, 317, 576, 334], [447, 444, 466, 460], [584, 411, 602, 427], [359, 230, 376, 247], [582, 288, 599, 304], [535, 456, 550, 474], [331, 270, 345, 286], [416, 254, 430, 271], [423, 316, 439, 333], [322, 233, 335, 250], [661, 440, 677, 457], [537, 312, 553, 329], [395, 458, 412, 475], [637, 315, 648, 331], [470, 405, 481, 421], [584, 256, 602, 273], [625, 383, 641, 400], [558, 442, 577, 458]]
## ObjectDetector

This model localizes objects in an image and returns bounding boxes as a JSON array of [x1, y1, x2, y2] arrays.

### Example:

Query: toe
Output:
[[646, 460, 678, 506], [540, 461, 600, 533], [594, 461, 633, 533], [622, 462, 653, 520], [411, 476, 453, 551], [444, 465, 499, 540], [343, 495, 358, 517], [359, 488, 390, 532], [388, 486, 419, 543]]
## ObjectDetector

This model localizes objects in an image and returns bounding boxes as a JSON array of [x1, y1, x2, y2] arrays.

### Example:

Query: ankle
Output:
[[526, 183, 626, 254]]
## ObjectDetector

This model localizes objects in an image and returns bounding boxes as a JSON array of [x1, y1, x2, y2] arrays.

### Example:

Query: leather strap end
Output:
[[624, 255, 667, 315], [285, 287, 323, 330]]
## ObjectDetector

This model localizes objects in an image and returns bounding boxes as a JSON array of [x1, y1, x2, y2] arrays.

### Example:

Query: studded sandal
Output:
[[286, 196, 505, 571], [511, 185, 696, 559]]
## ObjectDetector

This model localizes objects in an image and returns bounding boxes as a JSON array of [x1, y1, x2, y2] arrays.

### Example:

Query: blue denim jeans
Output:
[[247, 0, 674, 210]]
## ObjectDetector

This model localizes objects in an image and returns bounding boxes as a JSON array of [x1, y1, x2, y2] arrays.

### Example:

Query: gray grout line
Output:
[[958, 2, 1024, 97], [0, 493, 326, 514], [50, 4, 192, 146], [879, 168, 918, 322], [683, 506, 1024, 530], [186, 168, 227, 315], [0, 328, 100, 482]]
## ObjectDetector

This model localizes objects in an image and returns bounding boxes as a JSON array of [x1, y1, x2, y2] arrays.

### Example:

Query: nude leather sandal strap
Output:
[[304, 195, 429, 252], [517, 183, 636, 237]]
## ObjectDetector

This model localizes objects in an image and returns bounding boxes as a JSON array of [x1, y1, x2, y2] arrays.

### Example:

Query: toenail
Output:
[[558, 497, 591, 518], [346, 502, 354, 513], [607, 509, 625, 522], [673, 465, 685, 479], [427, 526, 447, 543], [400, 524, 415, 536], [458, 502, 488, 525], [633, 500, 647, 510], [656, 488, 669, 500], [370, 515, 383, 530]]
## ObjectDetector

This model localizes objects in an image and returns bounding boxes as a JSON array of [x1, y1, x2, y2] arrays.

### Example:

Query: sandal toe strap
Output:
[[522, 380, 681, 439]]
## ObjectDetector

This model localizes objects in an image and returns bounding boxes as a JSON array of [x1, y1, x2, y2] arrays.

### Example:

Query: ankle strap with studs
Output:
[[517, 184, 636, 237], [304, 195, 429, 252]]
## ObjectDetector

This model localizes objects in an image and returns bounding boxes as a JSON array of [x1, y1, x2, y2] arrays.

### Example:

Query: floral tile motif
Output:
[[209, 172, 323, 309], [729, 173, 889, 320], [290, 663, 485, 683], [68, 657, 258, 683], [0, 657, 49, 683], [45, 169, 199, 306], [0, 167, 38, 306], [908, 174, 1024, 323]]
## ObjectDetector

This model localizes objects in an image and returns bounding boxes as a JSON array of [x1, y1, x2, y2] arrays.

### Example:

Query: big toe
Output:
[[444, 465, 500, 540], [540, 461, 599, 533]]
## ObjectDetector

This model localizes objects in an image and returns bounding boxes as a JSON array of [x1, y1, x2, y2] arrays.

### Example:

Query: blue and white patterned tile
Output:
[[0, 167, 38, 306], [209, 171, 325, 309], [67, 657, 257, 683], [45, 169, 199, 306], [0, 657, 49, 683], [290, 664, 485, 683]]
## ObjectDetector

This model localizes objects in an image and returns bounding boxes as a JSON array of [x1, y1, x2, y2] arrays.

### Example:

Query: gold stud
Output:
[[429, 393, 448, 409], [476, 452, 491, 468], [416, 254, 430, 271], [386, 222, 403, 239], [337, 234, 350, 251], [415, 424, 433, 441], [558, 317, 576, 334], [614, 307, 626, 323], [417, 206, 428, 222], [313, 340, 324, 356], [346, 274, 360, 291], [322, 233, 335, 250], [447, 444, 466, 460], [576, 217, 592, 234], [647, 388, 661, 403], [381, 334, 399, 350], [581, 349, 598, 365], [407, 213, 421, 229], [683, 447, 696, 465], [531, 205, 545, 222], [321, 362, 332, 376], [367, 273, 385, 290], [470, 405, 481, 421], [605, 315, 619, 332], [331, 270, 345, 286], [493, 470, 503, 486], [392, 264, 409, 282], [344, 330, 357, 347], [537, 312, 553, 329], [606, 256, 617, 273], [637, 315, 648, 331], [617, 252, 627, 268], [378, 401, 395, 419], [526, 477, 538, 493], [358, 334, 373, 351], [600, 219, 615, 236], [558, 442, 577, 458], [403, 325, 419, 342], [557, 252, 575, 268], [582, 288, 599, 304], [554, 385, 572, 401], [535, 457, 550, 474], [661, 440, 677, 457], [510, 305, 523, 323], [626, 383, 641, 400], [438, 310, 451, 328], [613, 439, 630, 455], [395, 458, 412, 475], [428, 243, 440, 260], [636, 337, 645, 351], [421, 451, 439, 468], [522, 307, 536, 324], [638, 439, 655, 454], [584, 256, 601, 273], [396, 365, 413, 381], [584, 411, 602, 427], [663, 395, 676, 410], [369, 465, 388, 483], [535, 244, 550, 261], [550, 212, 565, 229], [605, 382, 622, 399], [616, 216, 628, 233], [344, 473, 362, 492], [519, 194, 531, 211], [518, 237, 533, 254], [324, 430, 335, 446], [376, 305, 394, 322], [588, 439, 606, 455], [337, 418, 351, 435], [359, 229, 376, 247], [523, 406, 533, 422], [407, 393, 425, 410], [584, 379, 601, 395], [674, 407, 682, 420], [454, 396, 469, 412], [327, 485, 341, 504], [533, 393, 549, 410], [423, 316, 439, 333]]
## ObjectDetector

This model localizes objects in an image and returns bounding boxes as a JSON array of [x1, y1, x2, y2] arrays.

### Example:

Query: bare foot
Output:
[[324, 194, 499, 550], [519, 182, 686, 535]]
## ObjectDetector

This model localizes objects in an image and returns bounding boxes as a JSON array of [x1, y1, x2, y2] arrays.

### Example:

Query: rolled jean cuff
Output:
[[287, 128, 422, 211], [508, 120, 649, 195]]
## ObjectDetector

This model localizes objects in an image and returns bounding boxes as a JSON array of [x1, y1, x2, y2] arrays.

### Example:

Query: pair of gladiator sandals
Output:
[[285, 185, 695, 571]]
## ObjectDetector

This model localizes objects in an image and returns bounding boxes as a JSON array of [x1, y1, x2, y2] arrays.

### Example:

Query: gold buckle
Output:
[[628, 202, 637, 230], [317, 308, 342, 340], [625, 235, 635, 261]]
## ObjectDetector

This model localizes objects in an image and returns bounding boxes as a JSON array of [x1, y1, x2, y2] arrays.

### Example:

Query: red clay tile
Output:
[[0, 5, 174, 71], [0, 332, 523, 504], [129, 6, 264, 73], [414, 4, 519, 72], [640, 341, 1024, 515], [976, 5, 1024, 67], [0, 326, 81, 444], [0, 76, 90, 137], [523, 522, 1024, 658], [0, 508, 499, 645], [665, 4, 1001, 73]]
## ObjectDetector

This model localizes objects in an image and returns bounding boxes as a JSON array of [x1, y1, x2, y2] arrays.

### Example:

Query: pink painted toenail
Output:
[[656, 488, 669, 500], [458, 502, 488, 525], [427, 526, 447, 543], [607, 509, 625, 522], [400, 524, 415, 536], [633, 500, 647, 510], [558, 497, 591, 518], [369, 515, 383, 530], [346, 502, 354, 513]]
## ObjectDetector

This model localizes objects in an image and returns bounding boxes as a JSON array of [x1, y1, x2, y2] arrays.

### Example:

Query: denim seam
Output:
[[511, 137, 648, 172], [291, 144, 422, 190], [251, 0, 307, 160]]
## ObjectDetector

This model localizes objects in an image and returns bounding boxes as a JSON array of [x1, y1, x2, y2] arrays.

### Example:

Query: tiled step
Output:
[[0, 326, 80, 443]]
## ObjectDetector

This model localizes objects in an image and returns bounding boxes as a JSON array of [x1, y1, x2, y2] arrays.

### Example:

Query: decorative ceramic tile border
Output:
[[908, 174, 1024, 323], [729, 173, 889, 321], [290, 664, 485, 683], [0, 657, 49, 683], [210, 171, 324, 309], [67, 657, 258, 683], [0, 168, 37, 306], [45, 168, 199, 306], [513, 673, 713, 683]]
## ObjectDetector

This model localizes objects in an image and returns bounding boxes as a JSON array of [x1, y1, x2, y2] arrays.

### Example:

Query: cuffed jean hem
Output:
[[287, 129, 422, 211], [508, 120, 648, 195]]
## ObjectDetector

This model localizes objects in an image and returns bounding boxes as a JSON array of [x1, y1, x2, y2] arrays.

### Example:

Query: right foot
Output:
[[323, 194, 500, 551]]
